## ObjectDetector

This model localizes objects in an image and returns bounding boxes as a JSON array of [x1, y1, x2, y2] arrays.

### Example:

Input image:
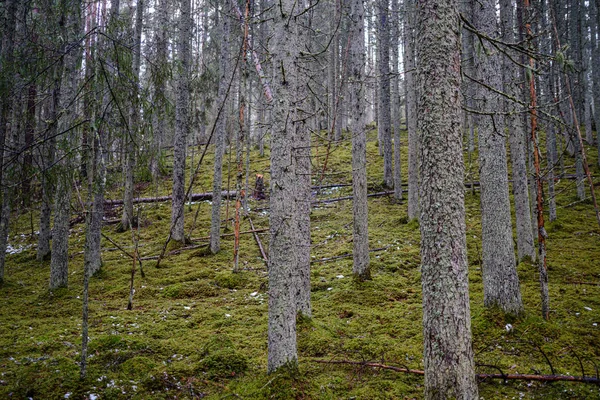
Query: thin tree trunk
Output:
[[50, 0, 83, 290], [210, 5, 230, 254], [500, 0, 535, 263], [171, 0, 191, 244], [404, 0, 418, 220], [120, 0, 144, 231], [349, 0, 370, 281], [377, 0, 392, 188], [391, 0, 402, 201]]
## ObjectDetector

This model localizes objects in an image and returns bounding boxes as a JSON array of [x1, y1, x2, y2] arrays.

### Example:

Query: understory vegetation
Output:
[[1, 127, 599, 399]]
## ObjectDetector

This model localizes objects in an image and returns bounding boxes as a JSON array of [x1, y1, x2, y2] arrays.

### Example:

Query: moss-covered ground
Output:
[[1, 127, 599, 399]]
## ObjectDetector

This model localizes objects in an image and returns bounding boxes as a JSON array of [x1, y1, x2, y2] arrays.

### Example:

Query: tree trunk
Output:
[[50, 0, 83, 290], [377, 0, 393, 188], [267, 0, 308, 372], [391, 0, 402, 201], [120, 0, 144, 231], [210, 5, 230, 254], [151, 0, 169, 179], [171, 0, 191, 244], [416, 0, 479, 396], [475, 0, 523, 316], [500, 0, 535, 263], [349, 0, 370, 281], [404, 0, 418, 220]]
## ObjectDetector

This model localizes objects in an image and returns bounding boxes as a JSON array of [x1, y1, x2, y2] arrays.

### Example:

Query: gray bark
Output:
[[404, 0, 418, 220], [474, 0, 523, 315], [595, 0, 600, 166], [151, 0, 169, 179], [120, 0, 144, 231], [377, 0, 393, 188], [541, 0, 558, 222], [50, 0, 83, 290], [416, 0, 479, 396], [268, 0, 309, 372], [500, 0, 535, 263], [391, 0, 402, 201], [349, 0, 370, 281], [38, 70, 60, 261], [171, 0, 191, 244], [210, 5, 230, 254]]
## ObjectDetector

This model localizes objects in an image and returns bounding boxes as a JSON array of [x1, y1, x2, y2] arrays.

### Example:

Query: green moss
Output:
[[1, 128, 599, 399]]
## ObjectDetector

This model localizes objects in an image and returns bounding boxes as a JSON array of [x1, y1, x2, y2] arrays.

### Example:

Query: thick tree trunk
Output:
[[475, 0, 523, 315], [171, 0, 191, 244], [210, 6, 230, 254], [349, 0, 370, 281], [404, 0, 418, 220], [267, 0, 308, 372], [416, 0, 479, 396]]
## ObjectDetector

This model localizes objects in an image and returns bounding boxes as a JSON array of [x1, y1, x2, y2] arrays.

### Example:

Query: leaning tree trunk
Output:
[[50, 0, 83, 290], [500, 0, 535, 263], [171, 0, 191, 244], [416, 0, 479, 396], [475, 0, 523, 316], [210, 5, 230, 254], [404, 0, 418, 220]]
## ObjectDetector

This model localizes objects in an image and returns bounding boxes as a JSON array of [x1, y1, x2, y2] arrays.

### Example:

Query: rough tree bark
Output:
[[404, 0, 418, 220], [349, 0, 370, 281], [50, 0, 83, 290], [500, 0, 535, 263], [377, 0, 393, 188], [474, 0, 523, 315], [210, 5, 230, 254], [267, 0, 308, 372], [171, 0, 192, 244], [120, 0, 144, 231], [416, 0, 479, 396], [391, 0, 402, 201]]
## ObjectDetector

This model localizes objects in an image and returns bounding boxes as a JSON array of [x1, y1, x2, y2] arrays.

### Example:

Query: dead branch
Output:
[[191, 228, 267, 242], [310, 359, 600, 384], [248, 217, 268, 266]]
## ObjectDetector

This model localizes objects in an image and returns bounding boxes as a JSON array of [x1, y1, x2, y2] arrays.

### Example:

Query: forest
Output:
[[0, 0, 599, 398]]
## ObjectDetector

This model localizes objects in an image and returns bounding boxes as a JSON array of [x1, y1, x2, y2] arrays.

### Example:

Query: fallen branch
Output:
[[191, 228, 267, 242], [310, 359, 600, 384], [104, 191, 236, 206], [248, 216, 268, 266], [312, 191, 395, 205], [139, 243, 209, 261]]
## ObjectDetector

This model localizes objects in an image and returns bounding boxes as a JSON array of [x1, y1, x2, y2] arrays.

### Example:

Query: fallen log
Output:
[[310, 359, 600, 384], [104, 191, 236, 206]]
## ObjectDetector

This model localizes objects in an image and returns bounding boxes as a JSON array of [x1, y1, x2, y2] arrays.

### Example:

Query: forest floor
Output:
[[1, 127, 600, 399]]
